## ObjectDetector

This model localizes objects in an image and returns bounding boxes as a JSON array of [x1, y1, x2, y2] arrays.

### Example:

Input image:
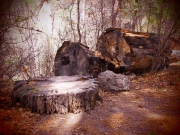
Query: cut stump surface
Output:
[[12, 76, 99, 114]]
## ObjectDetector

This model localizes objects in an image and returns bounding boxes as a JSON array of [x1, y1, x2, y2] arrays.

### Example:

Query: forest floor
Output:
[[0, 60, 180, 135]]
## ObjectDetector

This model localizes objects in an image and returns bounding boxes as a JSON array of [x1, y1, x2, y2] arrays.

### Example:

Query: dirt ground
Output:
[[0, 61, 180, 135]]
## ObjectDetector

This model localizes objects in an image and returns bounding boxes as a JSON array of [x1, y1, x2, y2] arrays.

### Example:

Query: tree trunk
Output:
[[81, 0, 87, 45], [157, 4, 163, 37], [70, 3, 76, 41], [111, 0, 122, 28], [111, 0, 116, 27], [100, 0, 104, 32], [96, 28, 171, 74], [54, 41, 106, 76], [77, 0, 81, 43], [147, 4, 151, 33], [117, 0, 123, 28]]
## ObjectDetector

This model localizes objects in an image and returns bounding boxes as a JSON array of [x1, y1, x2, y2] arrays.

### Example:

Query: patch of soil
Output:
[[0, 61, 180, 135]]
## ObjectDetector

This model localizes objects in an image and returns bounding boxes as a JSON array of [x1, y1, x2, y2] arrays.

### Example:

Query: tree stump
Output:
[[12, 76, 99, 114]]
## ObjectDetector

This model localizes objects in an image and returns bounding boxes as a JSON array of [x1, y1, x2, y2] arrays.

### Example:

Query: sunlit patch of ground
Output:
[[33, 113, 83, 134], [103, 113, 125, 128], [0, 60, 180, 135]]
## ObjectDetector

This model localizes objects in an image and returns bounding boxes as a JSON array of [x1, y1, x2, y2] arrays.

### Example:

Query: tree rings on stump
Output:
[[12, 76, 99, 114]]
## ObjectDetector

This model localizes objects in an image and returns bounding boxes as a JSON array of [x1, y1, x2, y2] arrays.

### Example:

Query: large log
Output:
[[12, 76, 100, 114], [96, 28, 170, 74], [54, 41, 107, 77]]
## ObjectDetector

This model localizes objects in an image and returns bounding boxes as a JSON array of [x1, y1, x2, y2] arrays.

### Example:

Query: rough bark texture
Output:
[[54, 29, 170, 76], [54, 41, 106, 77], [96, 28, 170, 74], [12, 76, 100, 114]]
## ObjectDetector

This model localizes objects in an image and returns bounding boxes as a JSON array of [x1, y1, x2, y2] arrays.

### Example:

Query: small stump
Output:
[[12, 76, 99, 114]]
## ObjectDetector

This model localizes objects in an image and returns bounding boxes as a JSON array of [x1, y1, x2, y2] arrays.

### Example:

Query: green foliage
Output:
[[149, 16, 157, 25]]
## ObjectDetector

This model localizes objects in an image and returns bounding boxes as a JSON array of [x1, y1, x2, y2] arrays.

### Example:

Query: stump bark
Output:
[[12, 76, 99, 114]]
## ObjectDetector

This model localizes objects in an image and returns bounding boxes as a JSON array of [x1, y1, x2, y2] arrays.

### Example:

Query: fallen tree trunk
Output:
[[96, 28, 171, 74], [54, 29, 170, 76], [54, 41, 108, 77]]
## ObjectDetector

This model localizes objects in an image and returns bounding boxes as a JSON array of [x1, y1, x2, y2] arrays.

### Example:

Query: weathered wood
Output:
[[96, 28, 171, 74], [12, 76, 100, 114], [54, 41, 107, 77]]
